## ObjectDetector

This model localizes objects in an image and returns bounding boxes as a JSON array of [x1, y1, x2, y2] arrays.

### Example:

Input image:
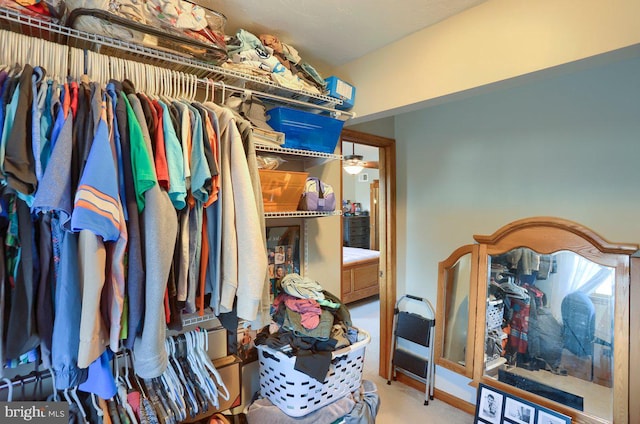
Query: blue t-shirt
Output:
[[70, 110, 121, 242]]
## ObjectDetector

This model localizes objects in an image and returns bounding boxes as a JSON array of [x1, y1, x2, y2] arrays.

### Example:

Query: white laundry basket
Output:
[[257, 328, 370, 417]]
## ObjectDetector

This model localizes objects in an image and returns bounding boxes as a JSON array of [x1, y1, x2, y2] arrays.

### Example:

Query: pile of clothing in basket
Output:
[[247, 273, 379, 424]]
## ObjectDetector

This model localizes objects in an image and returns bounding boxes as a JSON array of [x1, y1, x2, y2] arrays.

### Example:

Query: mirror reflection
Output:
[[442, 253, 472, 367], [484, 247, 614, 421]]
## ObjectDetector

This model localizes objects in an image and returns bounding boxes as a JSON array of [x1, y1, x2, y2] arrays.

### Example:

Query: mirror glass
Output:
[[483, 247, 614, 422], [442, 253, 472, 368]]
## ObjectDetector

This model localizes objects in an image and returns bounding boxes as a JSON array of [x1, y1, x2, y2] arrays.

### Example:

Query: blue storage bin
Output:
[[325, 76, 356, 110], [266, 107, 344, 153]]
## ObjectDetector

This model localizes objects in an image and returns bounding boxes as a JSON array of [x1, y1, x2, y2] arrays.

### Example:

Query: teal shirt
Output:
[[121, 93, 156, 212], [185, 102, 211, 204], [159, 101, 186, 210]]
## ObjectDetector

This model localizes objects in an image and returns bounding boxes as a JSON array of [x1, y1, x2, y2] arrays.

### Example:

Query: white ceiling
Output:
[[199, 0, 486, 69]]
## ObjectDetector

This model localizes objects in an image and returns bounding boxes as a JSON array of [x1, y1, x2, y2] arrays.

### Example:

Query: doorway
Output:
[[340, 129, 396, 378]]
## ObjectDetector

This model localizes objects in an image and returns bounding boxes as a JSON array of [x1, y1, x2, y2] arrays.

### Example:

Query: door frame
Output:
[[340, 129, 396, 378]]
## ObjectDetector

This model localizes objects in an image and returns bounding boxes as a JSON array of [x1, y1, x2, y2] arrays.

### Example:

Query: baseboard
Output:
[[394, 373, 476, 415], [433, 388, 476, 415]]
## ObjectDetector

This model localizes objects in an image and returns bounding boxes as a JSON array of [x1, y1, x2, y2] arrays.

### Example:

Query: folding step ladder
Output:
[[387, 294, 436, 405]]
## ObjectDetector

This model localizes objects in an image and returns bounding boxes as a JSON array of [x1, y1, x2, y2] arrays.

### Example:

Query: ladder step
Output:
[[395, 312, 434, 346], [392, 349, 429, 378]]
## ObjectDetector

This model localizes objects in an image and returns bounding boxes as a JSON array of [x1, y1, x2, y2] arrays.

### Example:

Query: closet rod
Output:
[[0, 349, 131, 392], [0, 348, 137, 392], [0, 324, 224, 392], [0, 369, 52, 391]]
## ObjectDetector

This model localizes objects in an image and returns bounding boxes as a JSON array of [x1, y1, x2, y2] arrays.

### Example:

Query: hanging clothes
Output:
[[0, 53, 271, 392], [203, 102, 267, 322]]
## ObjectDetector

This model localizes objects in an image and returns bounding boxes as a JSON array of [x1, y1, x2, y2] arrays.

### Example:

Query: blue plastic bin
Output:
[[266, 107, 344, 153]]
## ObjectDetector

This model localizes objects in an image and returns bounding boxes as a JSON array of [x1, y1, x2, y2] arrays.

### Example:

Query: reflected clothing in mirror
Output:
[[486, 246, 616, 421]]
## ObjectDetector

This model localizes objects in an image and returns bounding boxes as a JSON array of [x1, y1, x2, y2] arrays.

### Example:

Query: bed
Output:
[[341, 247, 380, 303]]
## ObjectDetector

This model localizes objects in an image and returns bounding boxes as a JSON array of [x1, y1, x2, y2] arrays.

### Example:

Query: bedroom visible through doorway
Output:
[[340, 129, 396, 378]]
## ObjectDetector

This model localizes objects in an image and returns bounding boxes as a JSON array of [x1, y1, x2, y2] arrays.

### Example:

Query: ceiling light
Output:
[[343, 144, 365, 175], [343, 155, 365, 174]]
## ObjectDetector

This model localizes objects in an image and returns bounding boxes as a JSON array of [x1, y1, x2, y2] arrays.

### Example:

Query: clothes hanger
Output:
[[63, 388, 72, 405], [196, 329, 229, 402], [174, 69, 181, 100], [178, 334, 210, 411], [47, 368, 59, 402], [161, 339, 185, 405], [220, 80, 226, 105], [75, 48, 84, 80], [121, 350, 133, 391], [177, 70, 184, 100], [90, 393, 104, 420], [161, 68, 169, 101], [26, 371, 42, 401], [134, 61, 143, 94], [194, 74, 200, 102], [185, 72, 191, 101], [171, 335, 199, 417], [57, 42, 66, 84], [171, 70, 184, 100], [19, 379, 26, 402], [112, 353, 137, 424], [70, 387, 87, 421], [28, 36, 36, 70], [1, 378, 13, 402], [160, 360, 186, 422], [192, 331, 220, 406], [147, 65, 156, 99], [184, 331, 217, 407], [177, 71, 184, 100], [203, 77, 209, 104]]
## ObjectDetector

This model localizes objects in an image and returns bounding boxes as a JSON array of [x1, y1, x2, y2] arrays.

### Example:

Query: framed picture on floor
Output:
[[504, 397, 534, 424], [476, 385, 504, 424], [474, 383, 571, 424]]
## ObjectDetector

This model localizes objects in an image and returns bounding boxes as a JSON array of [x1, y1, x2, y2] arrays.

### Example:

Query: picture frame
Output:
[[504, 397, 534, 424], [266, 225, 301, 297], [236, 325, 259, 365], [476, 385, 504, 424], [474, 384, 570, 424]]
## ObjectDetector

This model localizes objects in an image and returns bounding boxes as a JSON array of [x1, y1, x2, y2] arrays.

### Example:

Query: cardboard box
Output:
[[593, 343, 613, 387], [560, 348, 592, 382]]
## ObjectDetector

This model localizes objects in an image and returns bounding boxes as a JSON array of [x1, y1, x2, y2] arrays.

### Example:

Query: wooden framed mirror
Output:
[[435, 244, 479, 378], [435, 217, 638, 423]]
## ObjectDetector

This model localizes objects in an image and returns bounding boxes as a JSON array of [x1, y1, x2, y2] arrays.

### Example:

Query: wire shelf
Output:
[[182, 311, 221, 327], [255, 143, 342, 161], [265, 210, 342, 218], [0, 6, 343, 108]]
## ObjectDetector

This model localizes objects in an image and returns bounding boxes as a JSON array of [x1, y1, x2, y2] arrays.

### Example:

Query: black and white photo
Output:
[[537, 410, 569, 424], [505, 397, 534, 424], [478, 386, 504, 424], [476, 384, 570, 424]]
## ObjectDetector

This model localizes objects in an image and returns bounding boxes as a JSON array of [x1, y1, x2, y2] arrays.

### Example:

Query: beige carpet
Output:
[[349, 297, 474, 423]]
